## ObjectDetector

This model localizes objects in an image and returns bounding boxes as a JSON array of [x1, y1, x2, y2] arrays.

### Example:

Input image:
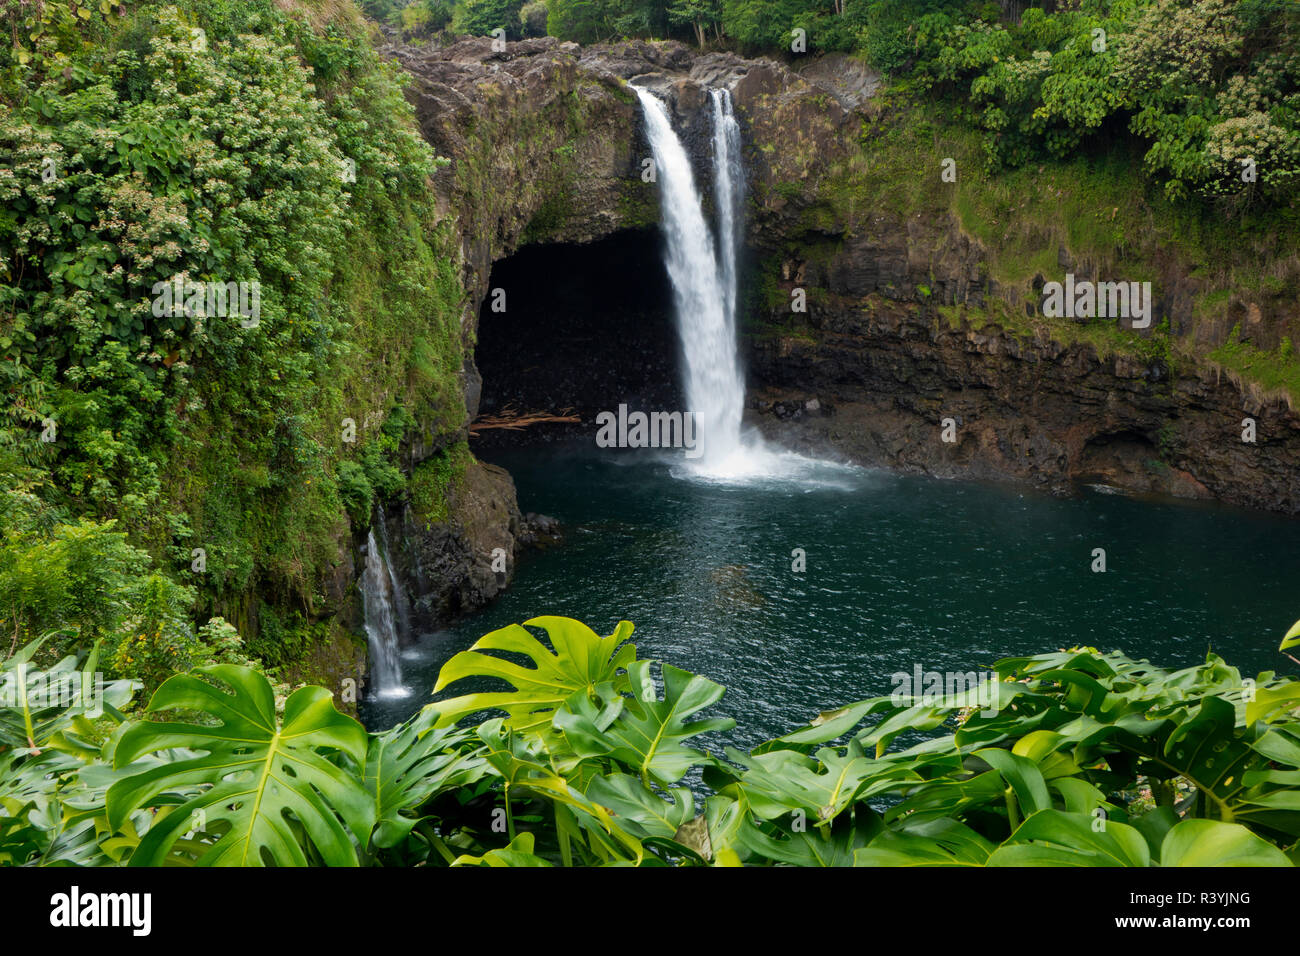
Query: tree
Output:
[[520, 0, 549, 36], [720, 0, 843, 53], [610, 0, 669, 37], [547, 0, 615, 42], [668, 0, 720, 47], [453, 0, 527, 38]]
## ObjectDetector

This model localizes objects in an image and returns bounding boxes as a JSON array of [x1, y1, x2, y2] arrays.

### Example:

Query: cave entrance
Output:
[[471, 228, 681, 451]]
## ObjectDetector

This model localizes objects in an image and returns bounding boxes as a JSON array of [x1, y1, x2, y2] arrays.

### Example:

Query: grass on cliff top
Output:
[[1209, 327, 1300, 409], [808, 96, 1300, 403], [832, 97, 1295, 285]]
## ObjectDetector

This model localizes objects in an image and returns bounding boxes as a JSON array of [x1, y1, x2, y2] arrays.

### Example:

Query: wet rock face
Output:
[[376, 462, 550, 630], [386, 36, 1299, 525], [747, 301, 1300, 514], [390, 36, 867, 292], [792, 53, 882, 111]]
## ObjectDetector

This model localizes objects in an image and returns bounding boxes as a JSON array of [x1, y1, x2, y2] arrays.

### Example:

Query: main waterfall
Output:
[[635, 86, 753, 476], [711, 88, 743, 340], [632, 85, 858, 487]]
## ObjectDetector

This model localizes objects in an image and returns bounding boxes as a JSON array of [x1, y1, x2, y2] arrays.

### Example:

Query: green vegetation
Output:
[[3, 0, 1299, 872], [520, 190, 576, 246], [4, 615, 1299, 866], [376, 0, 1300, 210], [515, 0, 1292, 397], [409, 439, 472, 524], [0, 0, 469, 692], [756, 84, 1298, 394], [447, 0, 1299, 211], [368, 1, 1299, 394], [906, 1, 1298, 203], [1210, 323, 1300, 403]]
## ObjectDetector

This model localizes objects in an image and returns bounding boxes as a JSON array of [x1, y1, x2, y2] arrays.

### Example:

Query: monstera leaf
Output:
[[106, 665, 372, 866], [0, 637, 136, 753], [552, 660, 734, 786], [581, 774, 717, 865], [986, 809, 1151, 866], [583, 772, 696, 840], [0, 638, 138, 866], [736, 814, 877, 867], [1158, 818, 1292, 866], [432, 617, 636, 735], [855, 818, 996, 867], [0, 747, 82, 865], [1281, 619, 1300, 653], [452, 832, 552, 867], [364, 705, 489, 851], [473, 718, 647, 865], [733, 737, 930, 828], [975, 747, 1054, 820]]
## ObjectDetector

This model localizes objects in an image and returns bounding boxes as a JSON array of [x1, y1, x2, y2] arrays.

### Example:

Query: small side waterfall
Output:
[[361, 525, 407, 698], [375, 513, 411, 643]]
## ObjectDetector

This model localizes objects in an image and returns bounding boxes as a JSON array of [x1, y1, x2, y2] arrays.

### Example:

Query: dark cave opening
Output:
[[471, 228, 682, 450]]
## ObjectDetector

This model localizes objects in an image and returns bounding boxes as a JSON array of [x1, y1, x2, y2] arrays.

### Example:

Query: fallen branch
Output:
[[469, 406, 581, 435]]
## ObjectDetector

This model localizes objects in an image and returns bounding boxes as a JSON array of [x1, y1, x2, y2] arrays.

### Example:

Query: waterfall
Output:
[[634, 84, 856, 487], [711, 89, 743, 335], [361, 526, 407, 698], [635, 86, 748, 473], [375, 513, 411, 643]]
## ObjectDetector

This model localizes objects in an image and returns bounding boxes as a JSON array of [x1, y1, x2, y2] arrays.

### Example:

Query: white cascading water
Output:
[[376, 514, 411, 642], [711, 88, 743, 338], [635, 86, 749, 474], [634, 85, 857, 486], [361, 526, 408, 698]]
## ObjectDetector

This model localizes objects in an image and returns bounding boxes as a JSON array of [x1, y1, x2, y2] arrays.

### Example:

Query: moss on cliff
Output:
[[451, 70, 641, 248], [801, 97, 1300, 401], [0, 0, 474, 687], [409, 440, 474, 526], [1210, 327, 1300, 407]]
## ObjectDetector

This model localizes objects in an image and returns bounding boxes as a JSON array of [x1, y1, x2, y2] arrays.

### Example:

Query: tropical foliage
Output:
[[1, 0, 467, 692], [3, 615, 1298, 866], [5, 0, 1296, 735], [2, 0, 1298, 868], [376, 0, 1299, 207], [907, 0, 1300, 203]]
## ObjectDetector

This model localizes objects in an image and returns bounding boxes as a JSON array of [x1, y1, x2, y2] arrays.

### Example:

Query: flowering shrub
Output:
[[902, 0, 1299, 205], [1, 0, 462, 688]]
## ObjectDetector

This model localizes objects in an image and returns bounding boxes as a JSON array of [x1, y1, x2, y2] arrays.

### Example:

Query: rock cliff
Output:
[[377, 33, 1299, 653]]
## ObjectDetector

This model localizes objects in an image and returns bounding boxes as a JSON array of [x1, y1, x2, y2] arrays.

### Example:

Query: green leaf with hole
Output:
[[107, 665, 371, 866], [553, 660, 734, 786], [432, 616, 635, 735], [988, 809, 1150, 866]]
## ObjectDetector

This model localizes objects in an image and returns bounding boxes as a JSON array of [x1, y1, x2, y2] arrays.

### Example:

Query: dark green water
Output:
[[361, 442, 1300, 750]]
